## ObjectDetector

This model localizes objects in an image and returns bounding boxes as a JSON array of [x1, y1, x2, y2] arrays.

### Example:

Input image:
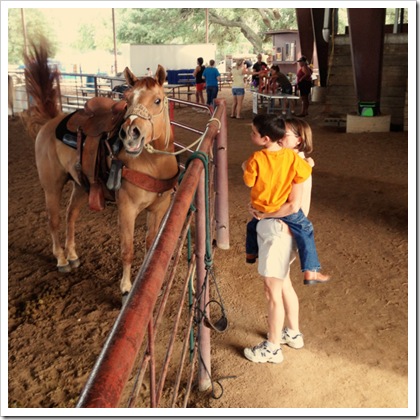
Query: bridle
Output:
[[119, 96, 170, 149]]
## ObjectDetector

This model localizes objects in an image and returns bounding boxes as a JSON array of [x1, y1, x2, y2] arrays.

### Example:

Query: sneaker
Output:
[[244, 341, 283, 364], [279, 327, 304, 349]]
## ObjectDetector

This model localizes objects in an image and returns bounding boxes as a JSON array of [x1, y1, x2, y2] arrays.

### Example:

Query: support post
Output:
[[213, 98, 230, 250], [195, 172, 212, 392]]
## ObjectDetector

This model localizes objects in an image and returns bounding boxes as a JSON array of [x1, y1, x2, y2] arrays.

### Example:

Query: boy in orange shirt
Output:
[[243, 114, 330, 285]]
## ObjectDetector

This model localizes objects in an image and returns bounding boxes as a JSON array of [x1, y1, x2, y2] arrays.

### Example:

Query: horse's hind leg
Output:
[[44, 190, 72, 272], [65, 182, 87, 268]]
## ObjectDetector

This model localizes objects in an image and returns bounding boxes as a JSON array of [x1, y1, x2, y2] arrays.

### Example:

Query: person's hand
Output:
[[305, 157, 315, 167], [241, 160, 248, 171], [248, 203, 264, 220]]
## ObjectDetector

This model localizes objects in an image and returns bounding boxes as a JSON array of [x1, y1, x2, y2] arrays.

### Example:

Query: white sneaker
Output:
[[280, 327, 304, 349], [244, 341, 283, 364]]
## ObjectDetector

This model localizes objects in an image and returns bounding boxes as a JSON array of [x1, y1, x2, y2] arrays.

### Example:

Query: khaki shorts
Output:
[[256, 218, 296, 279]]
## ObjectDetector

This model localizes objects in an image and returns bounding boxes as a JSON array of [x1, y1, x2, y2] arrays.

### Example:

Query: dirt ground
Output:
[[6, 89, 411, 414]]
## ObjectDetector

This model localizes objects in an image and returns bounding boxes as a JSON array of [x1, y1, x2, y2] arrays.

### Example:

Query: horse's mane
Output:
[[22, 36, 60, 140]]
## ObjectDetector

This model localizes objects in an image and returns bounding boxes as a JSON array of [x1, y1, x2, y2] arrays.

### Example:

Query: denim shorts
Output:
[[232, 88, 245, 96]]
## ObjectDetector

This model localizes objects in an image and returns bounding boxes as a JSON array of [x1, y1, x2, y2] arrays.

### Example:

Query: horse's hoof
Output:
[[121, 292, 130, 307], [69, 258, 80, 268], [58, 264, 71, 273]]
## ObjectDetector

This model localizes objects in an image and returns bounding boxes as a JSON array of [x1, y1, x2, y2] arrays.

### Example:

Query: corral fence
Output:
[[8, 71, 127, 115], [9, 70, 231, 408]]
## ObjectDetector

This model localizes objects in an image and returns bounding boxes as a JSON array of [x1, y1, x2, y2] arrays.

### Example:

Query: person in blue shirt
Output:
[[202, 59, 221, 109]]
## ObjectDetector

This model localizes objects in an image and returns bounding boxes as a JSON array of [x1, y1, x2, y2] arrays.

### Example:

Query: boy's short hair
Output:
[[252, 114, 285, 142]]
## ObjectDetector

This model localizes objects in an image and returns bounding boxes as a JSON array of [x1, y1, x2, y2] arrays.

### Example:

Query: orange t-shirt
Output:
[[243, 148, 312, 212]]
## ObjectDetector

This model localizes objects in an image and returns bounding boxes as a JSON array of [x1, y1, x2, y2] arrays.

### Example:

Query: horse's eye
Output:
[[154, 98, 161, 105]]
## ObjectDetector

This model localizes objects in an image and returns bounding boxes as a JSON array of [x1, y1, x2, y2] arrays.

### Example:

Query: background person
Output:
[[229, 59, 247, 119], [296, 56, 313, 117], [202, 59, 221, 109], [251, 53, 268, 91], [193, 57, 206, 104], [268, 64, 294, 114]]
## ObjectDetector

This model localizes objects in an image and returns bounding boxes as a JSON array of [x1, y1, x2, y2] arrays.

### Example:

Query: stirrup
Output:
[[203, 300, 228, 333]]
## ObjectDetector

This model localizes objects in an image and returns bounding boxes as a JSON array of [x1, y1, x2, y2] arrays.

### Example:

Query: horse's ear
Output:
[[155, 65, 166, 87], [124, 67, 138, 87]]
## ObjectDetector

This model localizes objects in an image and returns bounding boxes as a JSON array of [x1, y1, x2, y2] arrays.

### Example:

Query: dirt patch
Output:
[[7, 89, 410, 412]]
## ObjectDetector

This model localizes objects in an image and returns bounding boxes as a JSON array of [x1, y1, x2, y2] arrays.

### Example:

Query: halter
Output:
[[119, 96, 170, 149]]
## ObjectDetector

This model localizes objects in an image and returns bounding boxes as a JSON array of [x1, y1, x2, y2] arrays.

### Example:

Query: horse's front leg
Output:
[[145, 192, 172, 249], [65, 183, 87, 268], [117, 197, 138, 296]]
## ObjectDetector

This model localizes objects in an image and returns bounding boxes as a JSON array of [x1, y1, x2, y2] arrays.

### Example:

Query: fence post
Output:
[[214, 98, 230, 250], [195, 172, 212, 391]]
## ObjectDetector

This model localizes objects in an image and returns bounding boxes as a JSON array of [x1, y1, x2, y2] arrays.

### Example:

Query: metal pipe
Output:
[[112, 9, 118, 75], [195, 172, 212, 392], [322, 8, 331, 43], [148, 321, 156, 407], [213, 98, 230, 250]]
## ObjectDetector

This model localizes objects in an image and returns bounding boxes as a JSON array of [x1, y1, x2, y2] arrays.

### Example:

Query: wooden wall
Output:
[[323, 33, 408, 130]]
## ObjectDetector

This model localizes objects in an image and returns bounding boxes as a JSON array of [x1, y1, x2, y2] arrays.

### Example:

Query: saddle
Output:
[[67, 97, 127, 211]]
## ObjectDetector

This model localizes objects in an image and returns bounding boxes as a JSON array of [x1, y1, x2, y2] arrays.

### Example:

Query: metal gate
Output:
[[76, 98, 230, 408]]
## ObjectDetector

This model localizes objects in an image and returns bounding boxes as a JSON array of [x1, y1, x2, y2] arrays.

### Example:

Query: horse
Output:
[[22, 40, 179, 298]]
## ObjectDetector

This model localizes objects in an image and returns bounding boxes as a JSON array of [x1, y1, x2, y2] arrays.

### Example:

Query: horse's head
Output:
[[119, 65, 170, 157]]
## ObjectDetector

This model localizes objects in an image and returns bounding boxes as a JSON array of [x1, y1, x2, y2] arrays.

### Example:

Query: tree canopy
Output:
[[8, 8, 57, 65], [8, 8, 409, 66], [116, 8, 297, 56]]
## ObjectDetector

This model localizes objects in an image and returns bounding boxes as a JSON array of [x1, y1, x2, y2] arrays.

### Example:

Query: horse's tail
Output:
[[21, 36, 61, 140]]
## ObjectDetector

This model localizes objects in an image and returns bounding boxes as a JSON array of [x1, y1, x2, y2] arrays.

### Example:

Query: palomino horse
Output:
[[23, 40, 178, 298]]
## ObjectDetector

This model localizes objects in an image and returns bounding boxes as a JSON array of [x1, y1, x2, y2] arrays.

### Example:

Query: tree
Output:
[[208, 8, 297, 54], [116, 8, 297, 58], [8, 8, 57, 65]]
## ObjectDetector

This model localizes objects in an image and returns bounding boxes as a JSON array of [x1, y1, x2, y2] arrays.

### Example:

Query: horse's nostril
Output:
[[132, 127, 140, 138], [119, 128, 127, 139]]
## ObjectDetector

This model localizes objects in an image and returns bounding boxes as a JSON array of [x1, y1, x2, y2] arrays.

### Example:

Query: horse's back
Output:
[[35, 113, 80, 186]]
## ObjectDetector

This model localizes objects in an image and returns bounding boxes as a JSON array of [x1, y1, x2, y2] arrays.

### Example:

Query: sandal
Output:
[[303, 271, 331, 285]]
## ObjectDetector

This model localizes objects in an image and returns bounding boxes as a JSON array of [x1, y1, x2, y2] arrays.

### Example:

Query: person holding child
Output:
[[242, 115, 331, 363]]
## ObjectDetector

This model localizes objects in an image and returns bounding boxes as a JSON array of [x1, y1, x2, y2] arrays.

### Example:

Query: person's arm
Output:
[[193, 65, 199, 77], [249, 182, 304, 219], [302, 65, 312, 80]]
